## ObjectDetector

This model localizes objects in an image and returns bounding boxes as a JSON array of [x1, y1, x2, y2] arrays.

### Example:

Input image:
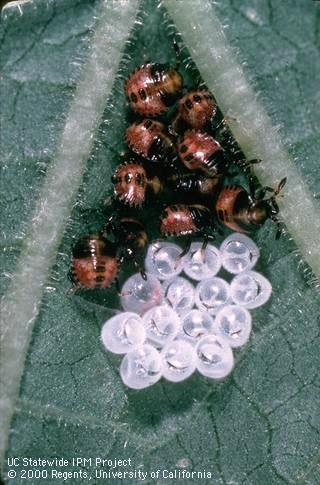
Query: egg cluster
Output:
[[101, 233, 272, 389]]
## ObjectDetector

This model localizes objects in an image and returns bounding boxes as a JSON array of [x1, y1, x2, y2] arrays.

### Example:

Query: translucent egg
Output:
[[195, 335, 234, 379], [183, 242, 221, 281], [101, 312, 146, 354], [220, 233, 260, 274], [142, 305, 181, 347], [120, 273, 163, 314], [195, 277, 230, 315], [120, 344, 162, 389], [213, 305, 252, 348], [230, 270, 272, 309], [161, 340, 196, 382], [180, 310, 215, 343], [144, 241, 184, 280], [162, 276, 195, 315]]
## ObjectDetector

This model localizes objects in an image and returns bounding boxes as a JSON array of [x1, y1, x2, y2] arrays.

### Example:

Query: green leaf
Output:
[[1, 0, 320, 484]]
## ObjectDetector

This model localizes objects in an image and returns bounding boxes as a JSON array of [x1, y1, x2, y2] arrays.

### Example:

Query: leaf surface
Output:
[[1, 1, 320, 484]]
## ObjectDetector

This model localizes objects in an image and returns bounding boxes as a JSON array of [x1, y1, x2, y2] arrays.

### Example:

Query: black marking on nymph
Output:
[[184, 153, 194, 162], [95, 265, 105, 273], [139, 88, 147, 100], [95, 275, 105, 283]]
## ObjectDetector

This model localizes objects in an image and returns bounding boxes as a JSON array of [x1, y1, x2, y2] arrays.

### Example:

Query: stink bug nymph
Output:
[[215, 177, 287, 238], [160, 204, 214, 238], [178, 130, 228, 176], [172, 89, 217, 132], [160, 204, 217, 260], [71, 235, 119, 289], [111, 161, 163, 207], [125, 119, 175, 163], [124, 52, 183, 116]]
